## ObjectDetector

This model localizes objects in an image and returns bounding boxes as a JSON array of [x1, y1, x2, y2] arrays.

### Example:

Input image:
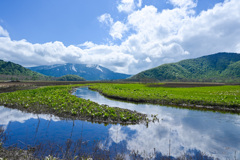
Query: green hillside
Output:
[[56, 74, 85, 81], [221, 61, 240, 78], [131, 53, 240, 83], [0, 60, 50, 81]]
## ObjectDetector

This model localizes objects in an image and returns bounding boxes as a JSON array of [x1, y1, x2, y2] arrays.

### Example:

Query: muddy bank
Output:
[[0, 85, 38, 93]]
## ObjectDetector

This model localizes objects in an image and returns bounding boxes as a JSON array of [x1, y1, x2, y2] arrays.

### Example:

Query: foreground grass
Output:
[[0, 84, 146, 124], [89, 83, 240, 113]]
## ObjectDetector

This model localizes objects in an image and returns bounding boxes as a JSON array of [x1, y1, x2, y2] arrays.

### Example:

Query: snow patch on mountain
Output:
[[72, 65, 77, 72], [96, 65, 103, 72], [86, 64, 95, 68]]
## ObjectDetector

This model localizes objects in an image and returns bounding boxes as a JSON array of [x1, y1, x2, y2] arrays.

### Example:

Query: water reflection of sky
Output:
[[74, 87, 240, 159], [0, 106, 112, 150], [0, 87, 239, 159], [0, 106, 60, 130]]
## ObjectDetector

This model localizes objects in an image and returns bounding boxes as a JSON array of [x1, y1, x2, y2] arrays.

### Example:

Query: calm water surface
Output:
[[0, 87, 239, 159]]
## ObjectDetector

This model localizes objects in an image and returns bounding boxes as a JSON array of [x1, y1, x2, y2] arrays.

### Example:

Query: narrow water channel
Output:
[[0, 87, 239, 159]]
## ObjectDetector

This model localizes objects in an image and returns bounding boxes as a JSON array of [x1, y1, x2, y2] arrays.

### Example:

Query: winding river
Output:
[[0, 87, 239, 159]]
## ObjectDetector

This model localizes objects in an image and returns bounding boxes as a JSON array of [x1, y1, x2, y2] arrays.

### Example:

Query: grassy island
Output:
[[0, 84, 146, 124]]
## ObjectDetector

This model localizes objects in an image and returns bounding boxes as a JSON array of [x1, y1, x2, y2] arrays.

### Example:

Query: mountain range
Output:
[[28, 63, 131, 81], [130, 52, 240, 83], [1, 52, 239, 82]]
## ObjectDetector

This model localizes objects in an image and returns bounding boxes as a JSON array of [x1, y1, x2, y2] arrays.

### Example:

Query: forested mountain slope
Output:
[[130, 53, 240, 82], [0, 60, 49, 80]]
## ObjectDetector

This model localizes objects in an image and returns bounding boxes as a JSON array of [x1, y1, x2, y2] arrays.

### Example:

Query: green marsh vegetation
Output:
[[89, 83, 240, 113], [0, 84, 146, 124], [1, 81, 239, 124]]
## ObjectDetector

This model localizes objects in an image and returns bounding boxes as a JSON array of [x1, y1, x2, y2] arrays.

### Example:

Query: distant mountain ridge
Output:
[[28, 63, 131, 80], [0, 60, 49, 80], [130, 52, 240, 83]]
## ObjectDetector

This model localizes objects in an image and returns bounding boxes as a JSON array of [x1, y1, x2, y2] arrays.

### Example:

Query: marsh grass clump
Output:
[[0, 85, 146, 124]]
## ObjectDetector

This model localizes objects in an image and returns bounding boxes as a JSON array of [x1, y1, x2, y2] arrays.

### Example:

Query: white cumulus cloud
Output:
[[137, 0, 142, 8], [98, 13, 113, 26], [110, 21, 128, 39], [117, 0, 135, 13], [168, 0, 197, 8], [0, 26, 9, 37]]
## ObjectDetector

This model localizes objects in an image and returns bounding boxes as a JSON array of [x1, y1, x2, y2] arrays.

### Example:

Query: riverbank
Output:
[[1, 81, 240, 118], [0, 82, 239, 160], [89, 83, 240, 114], [0, 84, 147, 124]]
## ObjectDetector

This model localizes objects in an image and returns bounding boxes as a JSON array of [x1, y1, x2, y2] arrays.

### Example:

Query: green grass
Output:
[[0, 84, 146, 124], [89, 83, 240, 110], [1, 82, 239, 123]]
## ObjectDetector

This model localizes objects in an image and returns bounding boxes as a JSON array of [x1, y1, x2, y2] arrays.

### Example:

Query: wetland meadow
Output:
[[0, 82, 239, 159]]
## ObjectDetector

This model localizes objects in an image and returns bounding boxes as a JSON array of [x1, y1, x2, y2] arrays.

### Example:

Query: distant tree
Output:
[[57, 75, 85, 81]]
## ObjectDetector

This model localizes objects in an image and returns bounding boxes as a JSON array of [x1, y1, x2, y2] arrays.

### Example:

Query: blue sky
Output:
[[0, 0, 116, 45], [0, 0, 239, 74], [0, 0, 224, 45]]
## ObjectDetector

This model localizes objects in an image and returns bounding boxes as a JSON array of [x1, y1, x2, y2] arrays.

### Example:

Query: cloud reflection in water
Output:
[[74, 88, 240, 159]]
